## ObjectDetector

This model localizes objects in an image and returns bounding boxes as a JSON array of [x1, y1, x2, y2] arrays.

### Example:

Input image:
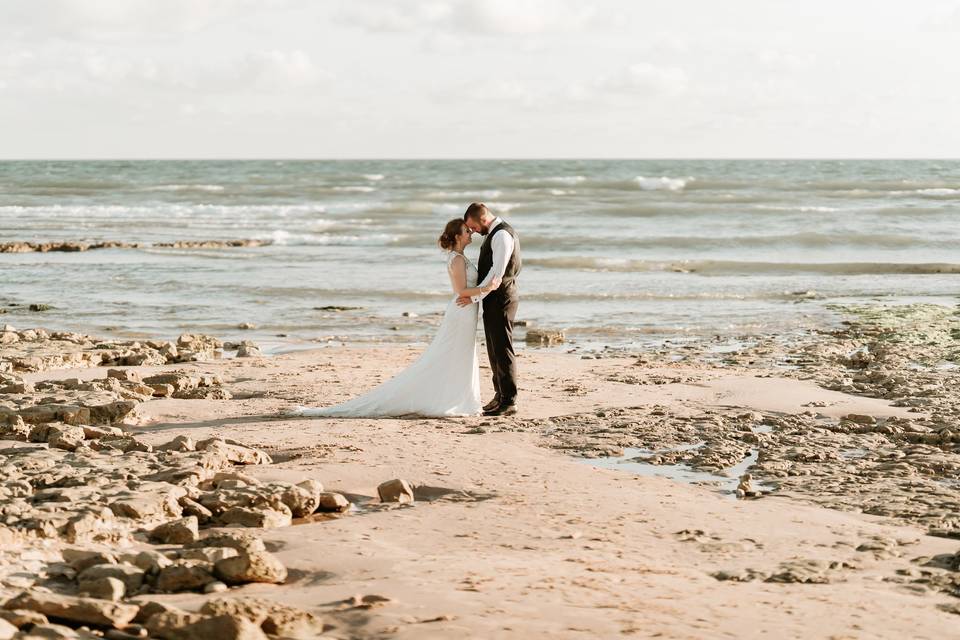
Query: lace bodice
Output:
[[447, 251, 478, 289]]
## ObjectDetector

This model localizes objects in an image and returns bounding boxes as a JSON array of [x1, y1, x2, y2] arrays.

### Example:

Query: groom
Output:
[[458, 202, 521, 416]]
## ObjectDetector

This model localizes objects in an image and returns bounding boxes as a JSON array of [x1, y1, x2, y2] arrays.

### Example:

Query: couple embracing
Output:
[[299, 202, 521, 418]]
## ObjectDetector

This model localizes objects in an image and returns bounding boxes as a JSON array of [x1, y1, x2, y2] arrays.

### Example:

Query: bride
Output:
[[296, 218, 500, 417]]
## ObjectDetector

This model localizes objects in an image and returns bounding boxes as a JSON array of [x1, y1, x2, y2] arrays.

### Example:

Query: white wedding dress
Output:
[[297, 252, 482, 417]]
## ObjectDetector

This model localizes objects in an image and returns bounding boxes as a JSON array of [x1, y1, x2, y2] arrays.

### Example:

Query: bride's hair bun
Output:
[[438, 218, 465, 251]]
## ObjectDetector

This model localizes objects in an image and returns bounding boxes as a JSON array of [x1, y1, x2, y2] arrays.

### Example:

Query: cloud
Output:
[[0, 46, 326, 95], [598, 62, 688, 97], [0, 0, 293, 42], [338, 0, 597, 36]]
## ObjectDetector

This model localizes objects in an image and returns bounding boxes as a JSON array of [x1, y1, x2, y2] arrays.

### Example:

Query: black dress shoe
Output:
[[483, 403, 517, 417], [483, 397, 501, 412]]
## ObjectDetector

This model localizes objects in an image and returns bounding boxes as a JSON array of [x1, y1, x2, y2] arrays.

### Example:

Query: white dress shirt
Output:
[[471, 217, 515, 303]]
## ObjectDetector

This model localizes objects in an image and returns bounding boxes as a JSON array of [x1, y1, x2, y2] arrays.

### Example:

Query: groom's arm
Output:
[[470, 232, 514, 303]]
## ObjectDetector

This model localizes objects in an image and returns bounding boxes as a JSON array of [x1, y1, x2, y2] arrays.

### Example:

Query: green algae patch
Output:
[[827, 302, 960, 361]]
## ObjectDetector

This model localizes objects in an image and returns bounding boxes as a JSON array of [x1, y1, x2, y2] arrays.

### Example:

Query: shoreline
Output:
[[2, 304, 960, 637]]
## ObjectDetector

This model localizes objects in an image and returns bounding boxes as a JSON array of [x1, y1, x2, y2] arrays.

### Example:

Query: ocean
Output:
[[1, 159, 958, 350]]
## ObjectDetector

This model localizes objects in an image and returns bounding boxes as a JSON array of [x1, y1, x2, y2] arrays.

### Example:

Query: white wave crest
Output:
[[142, 184, 226, 192], [916, 188, 960, 197], [363, 174, 385, 181], [634, 176, 689, 191], [543, 176, 586, 185], [333, 186, 377, 193]]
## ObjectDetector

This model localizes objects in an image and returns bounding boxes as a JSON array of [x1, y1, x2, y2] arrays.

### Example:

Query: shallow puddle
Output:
[[583, 443, 768, 498]]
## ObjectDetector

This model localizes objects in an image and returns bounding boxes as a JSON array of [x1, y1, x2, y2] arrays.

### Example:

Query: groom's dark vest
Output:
[[477, 221, 521, 291]]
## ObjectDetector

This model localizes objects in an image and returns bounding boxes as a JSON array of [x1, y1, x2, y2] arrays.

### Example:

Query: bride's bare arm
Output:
[[448, 255, 500, 298]]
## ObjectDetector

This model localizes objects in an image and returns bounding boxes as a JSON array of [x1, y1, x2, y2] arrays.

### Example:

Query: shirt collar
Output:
[[488, 217, 503, 232]]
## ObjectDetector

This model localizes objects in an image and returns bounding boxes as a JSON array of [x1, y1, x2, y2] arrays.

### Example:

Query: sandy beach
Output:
[[2, 304, 959, 638]]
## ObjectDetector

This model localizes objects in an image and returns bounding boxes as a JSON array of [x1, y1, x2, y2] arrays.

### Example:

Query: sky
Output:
[[1, 0, 959, 159]]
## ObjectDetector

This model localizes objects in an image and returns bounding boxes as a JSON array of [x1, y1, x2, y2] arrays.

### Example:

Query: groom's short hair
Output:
[[463, 202, 490, 221]]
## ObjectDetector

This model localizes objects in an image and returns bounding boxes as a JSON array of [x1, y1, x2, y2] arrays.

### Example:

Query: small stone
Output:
[[316, 492, 350, 512], [157, 435, 196, 452], [525, 329, 565, 346], [377, 479, 415, 504], [236, 342, 262, 358], [203, 581, 229, 594], [214, 551, 287, 585]]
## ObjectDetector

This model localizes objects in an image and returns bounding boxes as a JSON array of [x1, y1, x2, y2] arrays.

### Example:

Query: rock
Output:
[[178, 496, 214, 524], [237, 323, 256, 330], [130, 600, 185, 625], [148, 384, 175, 398], [186, 531, 265, 554], [316, 492, 350, 512], [0, 619, 15, 640], [196, 438, 272, 465], [62, 550, 117, 573], [78, 576, 125, 601], [128, 550, 173, 574], [109, 488, 183, 520], [107, 369, 141, 383], [15, 623, 83, 639], [203, 581, 229, 594], [844, 413, 877, 425], [236, 342, 262, 358], [149, 613, 268, 640], [28, 304, 52, 312], [81, 425, 124, 440], [149, 516, 199, 544], [0, 609, 48, 628], [276, 483, 321, 517], [77, 563, 145, 594], [154, 560, 215, 592], [218, 506, 292, 529], [144, 611, 205, 637], [214, 551, 287, 585], [200, 597, 325, 638], [179, 547, 239, 564], [525, 329, 565, 346], [2, 590, 139, 628], [377, 479, 415, 504], [157, 436, 195, 452]]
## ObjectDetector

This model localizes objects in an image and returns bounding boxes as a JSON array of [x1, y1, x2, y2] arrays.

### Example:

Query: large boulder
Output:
[[186, 531, 266, 554], [200, 597, 325, 639], [148, 612, 267, 640], [154, 560, 215, 593], [149, 516, 199, 544], [77, 563, 145, 594], [2, 590, 139, 628]]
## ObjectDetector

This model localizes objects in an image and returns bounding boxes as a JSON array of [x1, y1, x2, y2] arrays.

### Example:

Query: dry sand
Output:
[[20, 344, 956, 638]]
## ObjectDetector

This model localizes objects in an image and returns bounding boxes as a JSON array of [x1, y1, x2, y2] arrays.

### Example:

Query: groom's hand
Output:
[[456, 295, 472, 307]]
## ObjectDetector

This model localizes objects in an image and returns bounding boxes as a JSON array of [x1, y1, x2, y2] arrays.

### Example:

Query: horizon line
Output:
[[1, 157, 959, 162]]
